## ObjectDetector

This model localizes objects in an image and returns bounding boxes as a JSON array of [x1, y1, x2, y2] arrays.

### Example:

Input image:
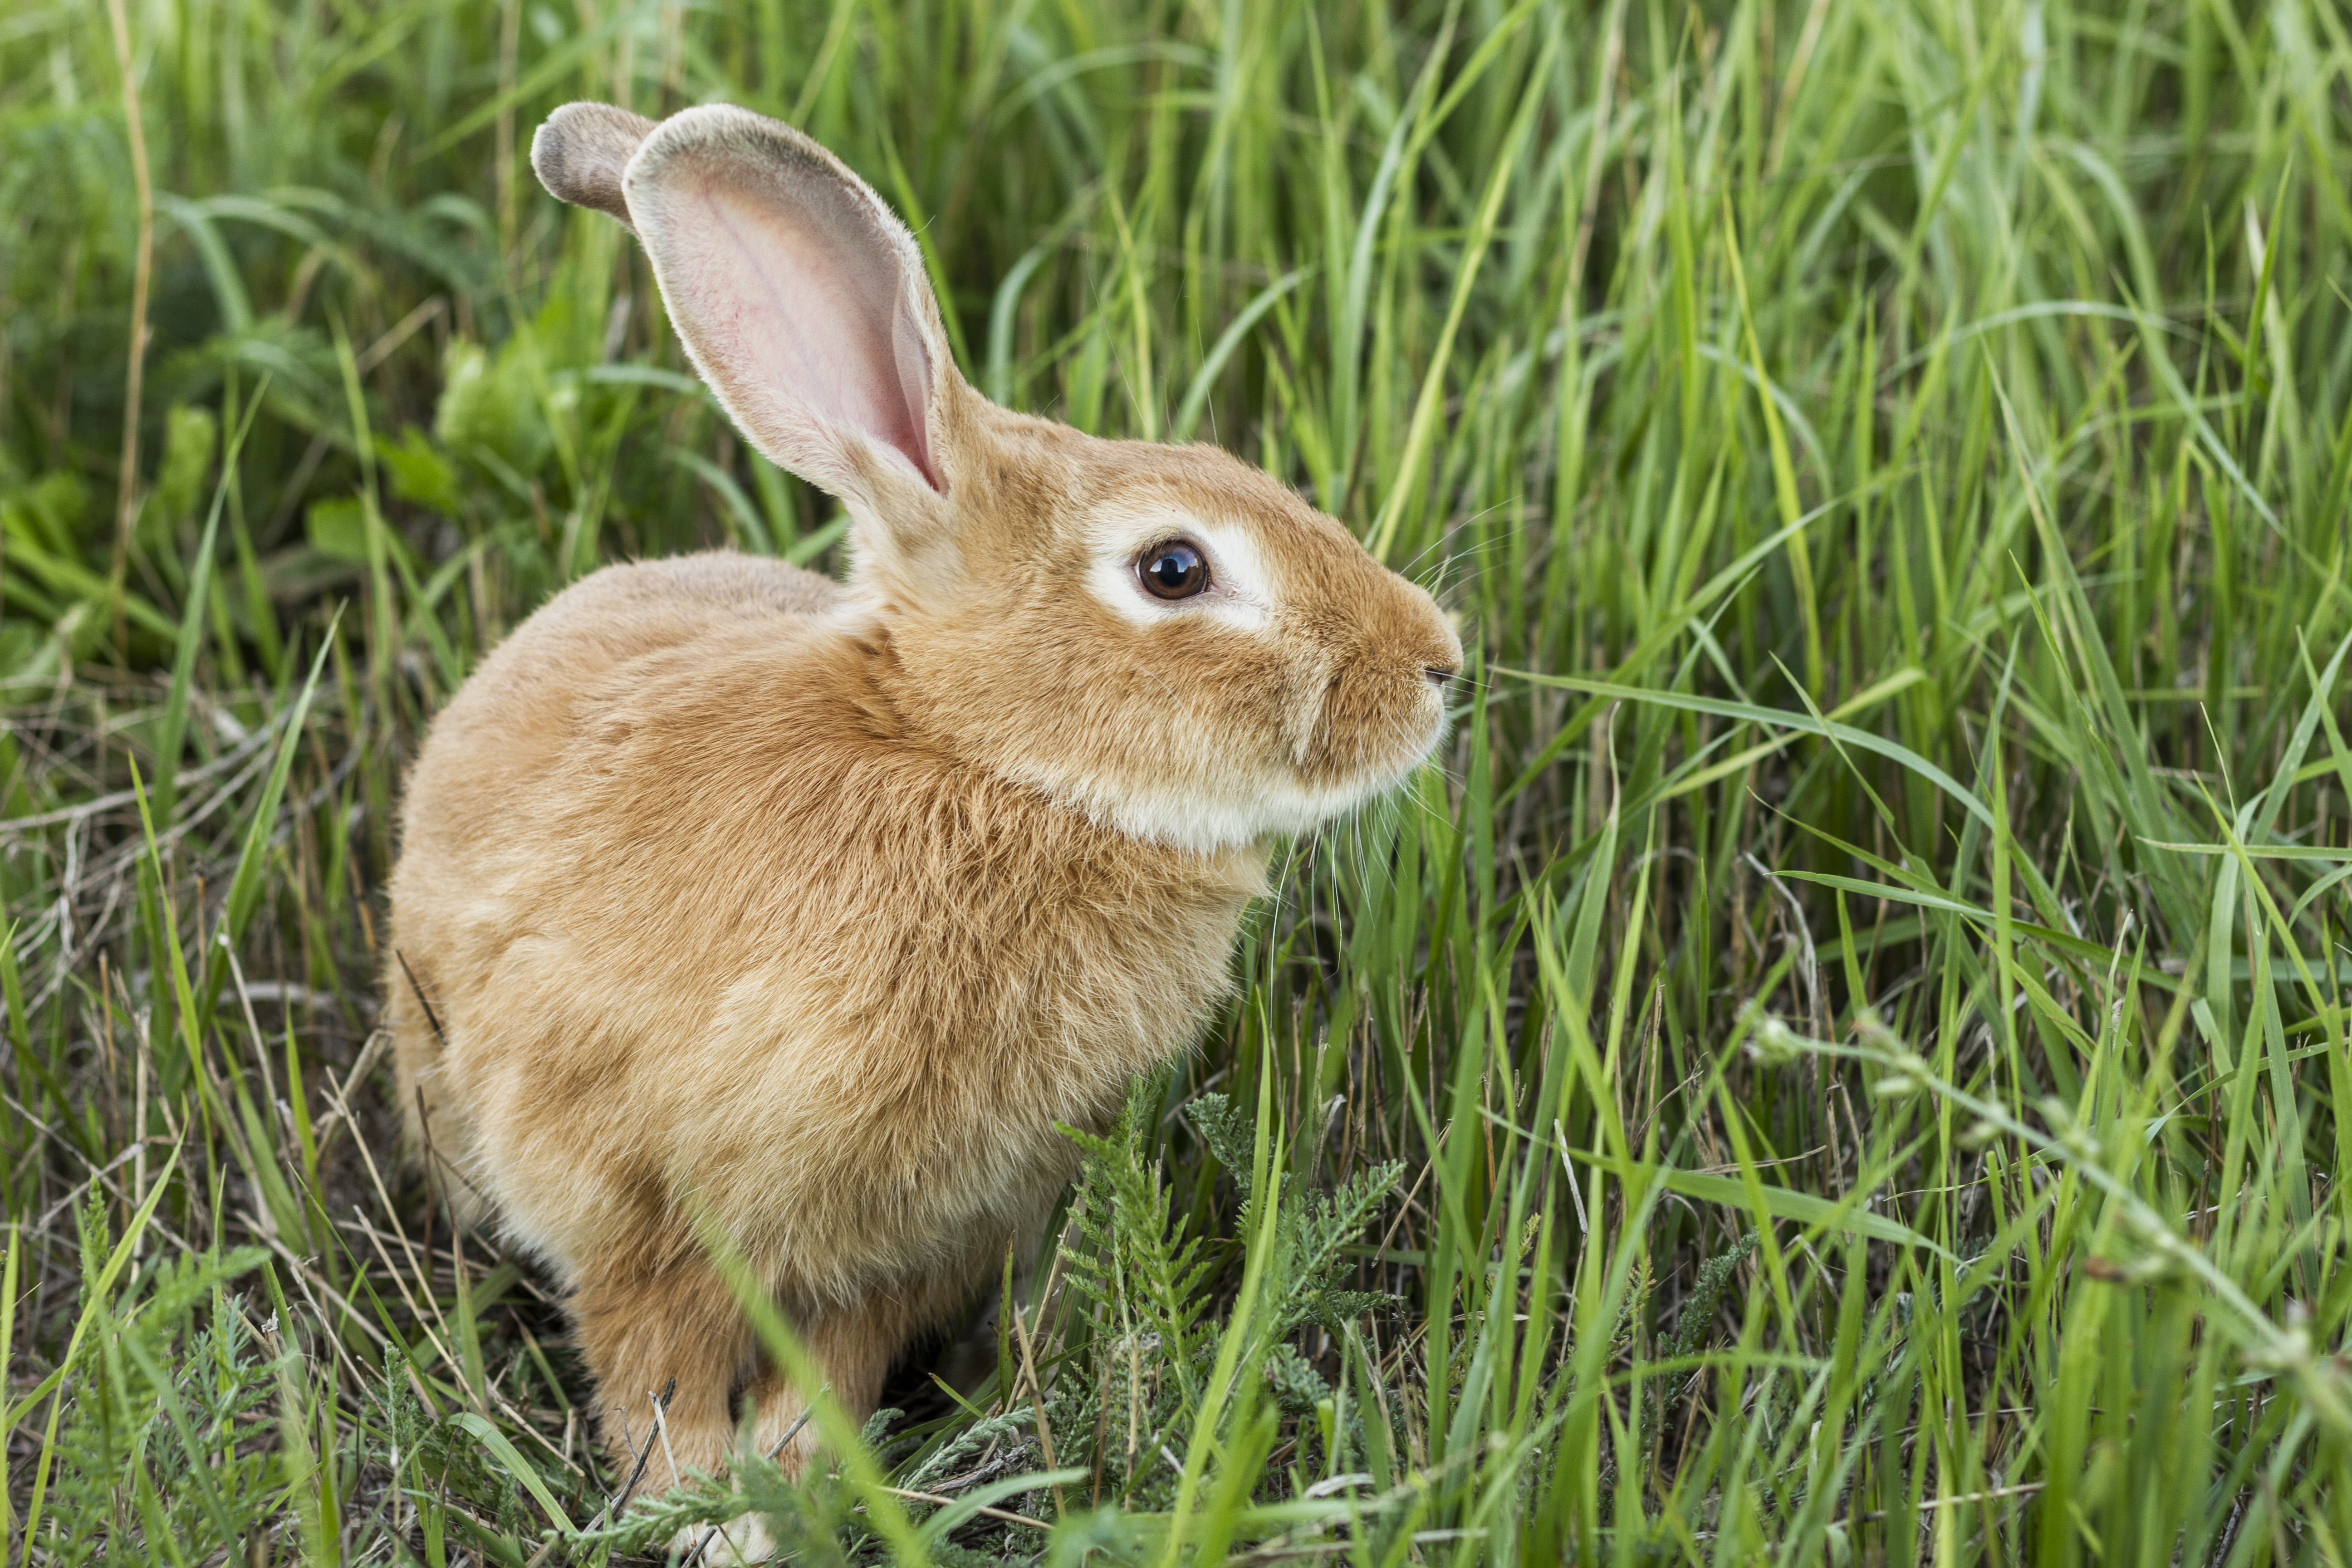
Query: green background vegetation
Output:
[[3, 0, 2351, 1560]]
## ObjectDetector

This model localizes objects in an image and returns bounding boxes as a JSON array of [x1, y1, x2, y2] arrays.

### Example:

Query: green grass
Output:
[[4, 0, 2352, 1560]]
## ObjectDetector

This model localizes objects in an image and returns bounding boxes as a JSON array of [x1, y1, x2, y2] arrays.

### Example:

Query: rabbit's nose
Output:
[[1424, 666, 1456, 689]]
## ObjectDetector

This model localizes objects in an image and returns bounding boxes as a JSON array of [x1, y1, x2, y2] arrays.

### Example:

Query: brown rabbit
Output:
[[387, 98, 1460, 1529]]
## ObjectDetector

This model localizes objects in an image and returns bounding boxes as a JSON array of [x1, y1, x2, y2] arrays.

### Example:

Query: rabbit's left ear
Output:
[[531, 103, 657, 231], [606, 104, 961, 512]]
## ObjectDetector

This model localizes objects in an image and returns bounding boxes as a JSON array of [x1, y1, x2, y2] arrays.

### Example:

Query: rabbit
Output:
[[385, 97, 1462, 1523]]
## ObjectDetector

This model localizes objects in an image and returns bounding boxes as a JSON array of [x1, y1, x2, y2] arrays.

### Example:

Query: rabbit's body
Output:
[[394, 546, 1261, 1287], [391, 98, 1460, 1516], [393, 545, 1262, 1465]]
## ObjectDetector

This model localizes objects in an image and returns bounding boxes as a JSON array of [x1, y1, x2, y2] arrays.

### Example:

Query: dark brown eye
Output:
[[1138, 540, 1210, 600]]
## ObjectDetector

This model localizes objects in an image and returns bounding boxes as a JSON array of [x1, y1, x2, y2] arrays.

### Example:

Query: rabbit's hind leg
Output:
[[574, 1254, 756, 1492], [741, 1303, 900, 1474], [744, 1267, 982, 1476]]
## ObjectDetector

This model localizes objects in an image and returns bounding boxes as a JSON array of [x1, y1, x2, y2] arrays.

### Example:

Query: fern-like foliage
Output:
[[1039, 1076, 1404, 1513], [1061, 1071, 1216, 1419], [1187, 1091, 1402, 1343]]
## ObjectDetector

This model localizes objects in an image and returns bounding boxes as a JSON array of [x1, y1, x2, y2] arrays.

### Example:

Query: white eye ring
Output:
[[1088, 510, 1273, 632]]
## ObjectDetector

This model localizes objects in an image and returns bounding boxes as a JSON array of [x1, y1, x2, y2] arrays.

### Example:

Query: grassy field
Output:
[[4, 0, 2352, 1561]]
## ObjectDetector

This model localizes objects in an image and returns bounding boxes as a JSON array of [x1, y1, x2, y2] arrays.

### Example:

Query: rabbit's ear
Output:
[[531, 103, 657, 231], [618, 104, 958, 507]]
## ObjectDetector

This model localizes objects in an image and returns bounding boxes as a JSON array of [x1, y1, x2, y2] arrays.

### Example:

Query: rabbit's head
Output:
[[535, 103, 1461, 852]]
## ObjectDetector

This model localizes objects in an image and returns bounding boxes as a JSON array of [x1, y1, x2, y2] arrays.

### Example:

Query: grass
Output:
[[3, 0, 2352, 1560]]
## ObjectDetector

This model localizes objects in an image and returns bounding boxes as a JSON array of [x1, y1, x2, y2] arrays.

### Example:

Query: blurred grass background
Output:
[[5, 0, 2352, 1561]]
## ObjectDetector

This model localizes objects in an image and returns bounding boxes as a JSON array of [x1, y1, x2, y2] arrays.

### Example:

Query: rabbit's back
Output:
[[404, 551, 835, 799]]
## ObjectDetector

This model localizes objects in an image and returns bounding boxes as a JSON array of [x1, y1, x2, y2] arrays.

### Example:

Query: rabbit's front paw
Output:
[[671, 1513, 778, 1566]]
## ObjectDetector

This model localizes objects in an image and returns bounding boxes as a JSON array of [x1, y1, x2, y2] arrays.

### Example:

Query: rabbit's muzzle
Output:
[[1295, 595, 1461, 795]]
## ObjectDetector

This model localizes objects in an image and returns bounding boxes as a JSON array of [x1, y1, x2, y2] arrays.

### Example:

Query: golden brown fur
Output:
[[387, 102, 1459, 1523]]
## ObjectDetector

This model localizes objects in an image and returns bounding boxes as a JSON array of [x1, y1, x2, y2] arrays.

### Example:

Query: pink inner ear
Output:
[[684, 166, 939, 491]]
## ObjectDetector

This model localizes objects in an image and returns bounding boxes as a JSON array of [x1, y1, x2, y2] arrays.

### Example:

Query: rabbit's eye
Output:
[[1138, 540, 1210, 601]]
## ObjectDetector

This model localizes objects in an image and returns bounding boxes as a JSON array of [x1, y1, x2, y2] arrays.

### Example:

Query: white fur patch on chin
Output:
[[1033, 735, 1443, 853], [1098, 775, 1385, 851]]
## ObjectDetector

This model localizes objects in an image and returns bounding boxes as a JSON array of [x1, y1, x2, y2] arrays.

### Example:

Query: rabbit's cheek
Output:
[[1297, 661, 1451, 795], [964, 631, 1311, 850]]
